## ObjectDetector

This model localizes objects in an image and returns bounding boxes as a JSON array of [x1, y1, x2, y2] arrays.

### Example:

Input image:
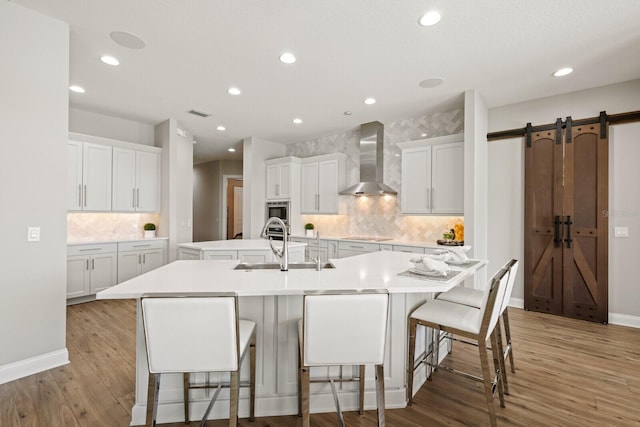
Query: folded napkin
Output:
[[411, 256, 449, 275], [448, 245, 471, 262]]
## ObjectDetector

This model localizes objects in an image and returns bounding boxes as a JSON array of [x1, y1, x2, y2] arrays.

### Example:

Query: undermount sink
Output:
[[234, 261, 336, 271]]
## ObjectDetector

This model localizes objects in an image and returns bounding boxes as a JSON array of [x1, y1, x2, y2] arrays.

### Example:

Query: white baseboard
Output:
[[608, 313, 640, 328], [508, 297, 524, 309], [0, 348, 69, 385]]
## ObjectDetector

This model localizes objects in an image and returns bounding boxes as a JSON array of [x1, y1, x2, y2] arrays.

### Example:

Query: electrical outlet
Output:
[[27, 226, 40, 242], [614, 227, 629, 238]]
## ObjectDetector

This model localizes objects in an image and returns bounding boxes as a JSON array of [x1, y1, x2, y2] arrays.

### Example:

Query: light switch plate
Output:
[[27, 226, 40, 242], [614, 227, 629, 238]]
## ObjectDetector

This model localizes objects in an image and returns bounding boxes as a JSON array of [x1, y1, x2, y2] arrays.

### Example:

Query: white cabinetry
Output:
[[68, 141, 112, 211], [265, 157, 301, 200], [117, 240, 165, 283], [112, 148, 160, 212], [301, 154, 346, 214], [337, 241, 380, 258], [399, 134, 463, 215], [67, 243, 117, 298]]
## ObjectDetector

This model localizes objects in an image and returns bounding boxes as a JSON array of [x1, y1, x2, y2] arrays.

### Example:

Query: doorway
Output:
[[225, 177, 243, 239]]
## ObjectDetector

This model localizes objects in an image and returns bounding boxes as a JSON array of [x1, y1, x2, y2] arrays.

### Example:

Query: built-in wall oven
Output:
[[265, 201, 290, 240]]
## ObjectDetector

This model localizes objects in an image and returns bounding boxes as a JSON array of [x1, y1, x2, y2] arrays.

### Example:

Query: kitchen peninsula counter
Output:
[[97, 251, 486, 425], [177, 238, 306, 262]]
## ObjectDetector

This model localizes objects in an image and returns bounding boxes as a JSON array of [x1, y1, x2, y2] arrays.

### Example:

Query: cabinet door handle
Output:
[[426, 188, 430, 210], [83, 185, 87, 207], [138, 254, 141, 264], [430, 187, 434, 211], [79, 184, 82, 207], [86, 259, 89, 270], [91, 259, 94, 270], [137, 188, 140, 208], [133, 188, 136, 208]]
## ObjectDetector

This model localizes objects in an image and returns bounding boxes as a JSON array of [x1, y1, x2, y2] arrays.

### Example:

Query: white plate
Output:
[[447, 259, 470, 265], [409, 268, 447, 277]]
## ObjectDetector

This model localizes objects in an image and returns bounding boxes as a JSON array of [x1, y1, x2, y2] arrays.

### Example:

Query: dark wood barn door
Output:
[[525, 117, 608, 323]]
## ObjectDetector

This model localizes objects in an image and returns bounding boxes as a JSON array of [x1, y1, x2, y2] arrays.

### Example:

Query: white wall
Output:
[[488, 80, 640, 324], [242, 137, 286, 238], [0, 2, 69, 382], [155, 119, 193, 261], [69, 107, 155, 146]]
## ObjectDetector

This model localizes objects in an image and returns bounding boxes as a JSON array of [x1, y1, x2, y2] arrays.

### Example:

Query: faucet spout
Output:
[[261, 217, 288, 271]]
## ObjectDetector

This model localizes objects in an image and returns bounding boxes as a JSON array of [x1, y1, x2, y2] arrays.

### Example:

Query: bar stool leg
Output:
[[494, 321, 509, 395], [406, 318, 418, 405], [359, 365, 365, 415], [502, 310, 516, 373], [183, 373, 190, 423], [301, 367, 311, 427], [478, 340, 498, 427], [375, 364, 386, 427], [249, 336, 256, 422], [146, 373, 160, 427], [490, 332, 506, 407], [229, 371, 239, 427]]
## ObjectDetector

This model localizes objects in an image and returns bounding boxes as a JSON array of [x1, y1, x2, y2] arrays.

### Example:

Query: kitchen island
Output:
[[97, 250, 486, 425]]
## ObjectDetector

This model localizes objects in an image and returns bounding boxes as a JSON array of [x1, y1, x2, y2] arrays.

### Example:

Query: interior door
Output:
[[524, 117, 608, 323], [524, 123, 564, 315], [226, 178, 243, 239]]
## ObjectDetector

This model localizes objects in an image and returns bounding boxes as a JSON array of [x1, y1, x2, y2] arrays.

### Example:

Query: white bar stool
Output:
[[407, 267, 510, 427], [437, 259, 519, 392], [141, 293, 256, 427], [297, 290, 390, 427]]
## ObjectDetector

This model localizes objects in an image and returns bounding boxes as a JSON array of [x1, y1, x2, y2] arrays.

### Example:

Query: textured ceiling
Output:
[[13, 0, 640, 163]]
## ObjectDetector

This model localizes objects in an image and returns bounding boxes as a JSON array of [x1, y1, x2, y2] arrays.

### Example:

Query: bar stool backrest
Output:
[[479, 268, 510, 340], [302, 290, 389, 366], [141, 294, 240, 374], [498, 259, 519, 315]]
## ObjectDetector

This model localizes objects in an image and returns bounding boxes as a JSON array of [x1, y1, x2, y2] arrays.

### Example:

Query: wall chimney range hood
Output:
[[340, 121, 398, 196]]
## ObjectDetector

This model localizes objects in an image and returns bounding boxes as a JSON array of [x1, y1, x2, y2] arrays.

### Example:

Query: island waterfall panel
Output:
[[524, 117, 608, 323]]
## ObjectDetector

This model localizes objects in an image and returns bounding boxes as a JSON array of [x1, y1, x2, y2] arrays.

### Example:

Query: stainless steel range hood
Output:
[[339, 121, 398, 196]]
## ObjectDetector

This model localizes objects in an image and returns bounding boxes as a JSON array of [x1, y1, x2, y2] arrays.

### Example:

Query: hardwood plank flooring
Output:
[[0, 300, 638, 426]]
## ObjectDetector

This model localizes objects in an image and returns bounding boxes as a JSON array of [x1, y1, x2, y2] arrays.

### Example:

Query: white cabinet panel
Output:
[[301, 154, 346, 214], [117, 240, 166, 282], [399, 135, 463, 215], [112, 148, 137, 211], [67, 244, 117, 298], [67, 255, 90, 298], [90, 253, 118, 293], [238, 250, 272, 263], [113, 148, 160, 212], [117, 251, 141, 283], [82, 142, 112, 211], [203, 251, 236, 260], [140, 249, 164, 274], [67, 141, 83, 210], [136, 150, 160, 212], [265, 158, 300, 200]]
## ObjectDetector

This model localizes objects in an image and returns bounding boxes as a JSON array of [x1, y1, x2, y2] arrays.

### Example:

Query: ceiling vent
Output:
[[188, 109, 211, 118]]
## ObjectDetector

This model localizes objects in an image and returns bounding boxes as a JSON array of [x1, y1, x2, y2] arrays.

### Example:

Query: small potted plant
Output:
[[304, 223, 315, 238], [144, 223, 156, 239]]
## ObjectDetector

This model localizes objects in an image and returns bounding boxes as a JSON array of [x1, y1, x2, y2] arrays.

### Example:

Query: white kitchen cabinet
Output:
[[68, 140, 112, 211], [265, 157, 301, 200], [337, 241, 380, 258], [238, 250, 273, 263], [301, 154, 346, 214], [67, 243, 117, 298], [393, 245, 425, 254], [399, 134, 463, 215], [117, 240, 166, 283], [307, 238, 328, 262], [112, 148, 160, 212]]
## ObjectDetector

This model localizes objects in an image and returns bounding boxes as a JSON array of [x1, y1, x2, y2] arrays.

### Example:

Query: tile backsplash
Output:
[[67, 213, 161, 242], [289, 108, 465, 242]]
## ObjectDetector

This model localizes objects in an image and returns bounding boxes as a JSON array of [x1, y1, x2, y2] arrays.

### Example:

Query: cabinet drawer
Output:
[[68, 243, 117, 256], [337, 241, 379, 252], [307, 238, 328, 249], [118, 240, 164, 252], [290, 237, 308, 244], [393, 245, 425, 254]]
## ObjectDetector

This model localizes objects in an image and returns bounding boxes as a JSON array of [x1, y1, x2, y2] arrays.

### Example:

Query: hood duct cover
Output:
[[339, 121, 398, 196]]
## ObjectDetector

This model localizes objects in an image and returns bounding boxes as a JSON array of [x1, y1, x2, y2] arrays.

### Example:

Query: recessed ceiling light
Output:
[[279, 52, 296, 64], [217, 126, 226, 131], [69, 85, 86, 93], [419, 77, 444, 88], [110, 31, 146, 49], [364, 98, 376, 105], [553, 67, 573, 77], [192, 138, 197, 145], [419, 11, 441, 27], [228, 148, 236, 152], [228, 87, 241, 95], [344, 111, 352, 116], [293, 118, 303, 124], [421, 133, 428, 137], [100, 55, 120, 66]]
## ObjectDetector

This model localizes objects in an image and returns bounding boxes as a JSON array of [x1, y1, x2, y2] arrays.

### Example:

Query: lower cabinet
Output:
[[67, 243, 117, 298], [117, 240, 165, 283], [337, 241, 381, 258]]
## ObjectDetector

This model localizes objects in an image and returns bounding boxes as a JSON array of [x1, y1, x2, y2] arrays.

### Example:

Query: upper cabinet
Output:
[[112, 148, 161, 212], [265, 157, 301, 200], [68, 140, 112, 211], [398, 134, 464, 215], [68, 134, 162, 213], [300, 153, 346, 214]]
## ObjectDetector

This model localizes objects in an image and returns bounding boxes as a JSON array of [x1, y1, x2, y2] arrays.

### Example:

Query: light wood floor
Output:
[[1, 300, 639, 426]]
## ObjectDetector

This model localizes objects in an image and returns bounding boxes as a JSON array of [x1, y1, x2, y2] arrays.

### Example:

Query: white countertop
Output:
[[178, 239, 306, 250], [290, 234, 443, 248], [97, 251, 486, 298], [68, 237, 168, 245]]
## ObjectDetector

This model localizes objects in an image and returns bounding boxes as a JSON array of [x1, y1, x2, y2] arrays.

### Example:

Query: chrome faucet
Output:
[[260, 217, 289, 271]]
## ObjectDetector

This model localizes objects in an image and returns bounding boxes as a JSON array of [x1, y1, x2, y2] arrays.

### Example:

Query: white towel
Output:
[[448, 245, 471, 262], [411, 256, 449, 275]]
